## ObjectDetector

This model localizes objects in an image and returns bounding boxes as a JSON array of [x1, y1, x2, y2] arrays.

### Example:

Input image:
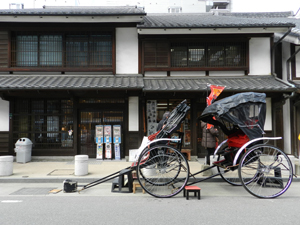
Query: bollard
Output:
[[0, 156, 13, 176], [74, 155, 89, 176]]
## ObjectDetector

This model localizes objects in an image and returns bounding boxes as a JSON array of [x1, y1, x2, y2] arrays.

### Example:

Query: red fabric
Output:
[[228, 130, 249, 148], [206, 85, 225, 106], [206, 85, 225, 129], [185, 186, 201, 190], [148, 130, 160, 141]]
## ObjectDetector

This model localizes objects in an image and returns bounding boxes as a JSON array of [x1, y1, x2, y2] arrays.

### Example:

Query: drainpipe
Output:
[[271, 28, 292, 76], [287, 46, 300, 81]]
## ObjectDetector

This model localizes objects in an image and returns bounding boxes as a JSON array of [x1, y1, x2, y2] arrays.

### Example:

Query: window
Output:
[[12, 33, 113, 68], [171, 43, 206, 67], [144, 42, 169, 68], [40, 35, 63, 66], [143, 39, 248, 72], [12, 99, 74, 149]]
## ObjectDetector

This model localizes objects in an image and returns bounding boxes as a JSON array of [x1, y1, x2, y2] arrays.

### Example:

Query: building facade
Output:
[[0, 6, 296, 160]]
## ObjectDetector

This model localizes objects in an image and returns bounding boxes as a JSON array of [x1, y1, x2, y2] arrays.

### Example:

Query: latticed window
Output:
[[143, 42, 169, 67], [12, 99, 74, 149], [143, 39, 247, 71], [11, 32, 113, 68]]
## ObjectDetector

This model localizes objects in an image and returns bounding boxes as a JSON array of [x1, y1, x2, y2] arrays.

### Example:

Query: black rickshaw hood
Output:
[[199, 92, 266, 140]]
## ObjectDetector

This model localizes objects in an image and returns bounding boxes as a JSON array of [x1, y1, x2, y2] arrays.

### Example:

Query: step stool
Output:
[[133, 180, 145, 194], [183, 186, 201, 200], [111, 168, 133, 193]]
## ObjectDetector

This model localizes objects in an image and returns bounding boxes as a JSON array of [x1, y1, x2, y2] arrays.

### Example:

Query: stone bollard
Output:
[[0, 155, 13, 176], [74, 155, 89, 176]]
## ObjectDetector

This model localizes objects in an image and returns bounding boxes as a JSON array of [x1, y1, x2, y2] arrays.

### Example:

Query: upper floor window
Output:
[[142, 38, 248, 73], [11, 32, 113, 68]]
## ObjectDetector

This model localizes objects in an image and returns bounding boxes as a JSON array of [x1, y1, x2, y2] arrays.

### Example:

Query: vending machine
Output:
[[95, 125, 103, 160], [113, 125, 121, 160], [104, 125, 112, 159]]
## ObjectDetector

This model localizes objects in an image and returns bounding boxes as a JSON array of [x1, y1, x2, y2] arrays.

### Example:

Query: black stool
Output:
[[111, 169, 133, 193]]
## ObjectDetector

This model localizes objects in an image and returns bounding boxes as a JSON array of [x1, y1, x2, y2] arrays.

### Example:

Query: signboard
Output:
[[147, 100, 157, 136]]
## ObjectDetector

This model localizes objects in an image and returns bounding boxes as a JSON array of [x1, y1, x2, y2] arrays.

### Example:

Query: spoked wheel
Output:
[[136, 145, 190, 198], [217, 154, 241, 186], [238, 144, 293, 198]]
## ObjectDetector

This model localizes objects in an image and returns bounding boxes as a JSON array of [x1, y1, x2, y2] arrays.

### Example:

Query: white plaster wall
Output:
[[171, 71, 205, 76], [209, 71, 244, 76], [249, 38, 271, 75], [296, 46, 300, 78], [145, 71, 167, 76], [128, 97, 139, 131], [116, 28, 138, 74], [0, 99, 9, 131], [265, 98, 272, 131]]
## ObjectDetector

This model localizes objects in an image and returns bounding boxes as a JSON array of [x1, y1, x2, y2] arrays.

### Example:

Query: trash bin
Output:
[[14, 138, 33, 163], [75, 155, 89, 176]]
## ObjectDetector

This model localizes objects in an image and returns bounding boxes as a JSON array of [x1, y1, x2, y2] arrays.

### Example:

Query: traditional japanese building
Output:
[[0, 6, 296, 160]]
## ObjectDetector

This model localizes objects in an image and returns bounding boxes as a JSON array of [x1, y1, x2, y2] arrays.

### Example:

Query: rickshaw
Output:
[[81, 92, 294, 199]]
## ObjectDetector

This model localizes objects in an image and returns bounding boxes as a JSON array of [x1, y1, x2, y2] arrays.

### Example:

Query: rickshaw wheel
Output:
[[238, 144, 293, 199], [217, 154, 242, 186], [136, 144, 190, 198]]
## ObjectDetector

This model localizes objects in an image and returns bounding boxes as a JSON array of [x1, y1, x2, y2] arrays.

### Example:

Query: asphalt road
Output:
[[0, 181, 300, 225]]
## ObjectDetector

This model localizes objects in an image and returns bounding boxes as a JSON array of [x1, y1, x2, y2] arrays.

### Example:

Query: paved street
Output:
[[1, 158, 300, 224], [1, 181, 300, 225]]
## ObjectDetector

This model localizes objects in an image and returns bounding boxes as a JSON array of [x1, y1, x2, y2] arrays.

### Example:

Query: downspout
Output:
[[271, 28, 292, 77], [270, 28, 293, 153], [287, 45, 300, 158], [287, 46, 300, 81]]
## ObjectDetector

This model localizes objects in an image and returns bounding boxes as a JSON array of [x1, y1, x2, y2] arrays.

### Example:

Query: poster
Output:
[[184, 130, 191, 146], [147, 100, 157, 135], [96, 144, 103, 159], [114, 144, 121, 160]]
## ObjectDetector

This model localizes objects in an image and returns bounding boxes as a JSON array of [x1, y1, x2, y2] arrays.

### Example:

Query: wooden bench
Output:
[[181, 149, 191, 161], [183, 185, 201, 200]]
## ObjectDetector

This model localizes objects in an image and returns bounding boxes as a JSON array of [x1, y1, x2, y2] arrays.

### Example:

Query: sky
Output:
[[0, 0, 299, 14]]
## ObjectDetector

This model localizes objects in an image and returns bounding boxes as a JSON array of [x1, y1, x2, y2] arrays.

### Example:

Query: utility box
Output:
[[15, 138, 33, 163]]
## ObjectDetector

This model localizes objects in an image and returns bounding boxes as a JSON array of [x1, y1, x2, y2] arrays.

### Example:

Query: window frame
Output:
[[141, 36, 249, 75], [10, 31, 115, 73], [12, 99, 74, 150]]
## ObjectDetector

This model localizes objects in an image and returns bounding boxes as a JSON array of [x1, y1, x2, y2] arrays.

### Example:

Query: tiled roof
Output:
[[143, 76, 295, 92], [219, 11, 294, 18], [0, 75, 294, 92], [0, 6, 146, 16], [0, 75, 144, 90], [219, 12, 300, 38], [138, 13, 295, 29]]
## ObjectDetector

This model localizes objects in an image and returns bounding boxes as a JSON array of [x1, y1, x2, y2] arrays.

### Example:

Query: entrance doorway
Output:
[[79, 110, 124, 158]]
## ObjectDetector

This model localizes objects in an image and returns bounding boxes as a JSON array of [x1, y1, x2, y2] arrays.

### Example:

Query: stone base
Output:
[[295, 162, 300, 175], [202, 164, 213, 176]]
